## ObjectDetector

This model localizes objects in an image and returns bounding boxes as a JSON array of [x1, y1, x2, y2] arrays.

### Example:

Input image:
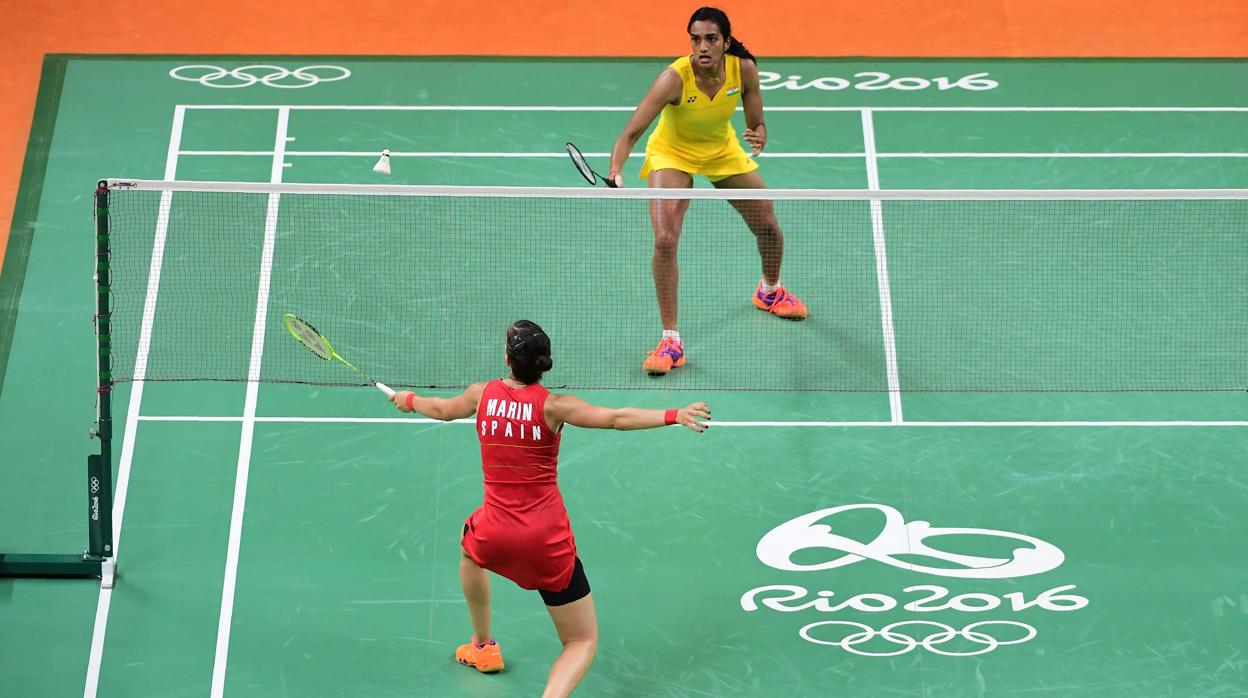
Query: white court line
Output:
[[110, 100, 1247, 685], [83, 106, 186, 698], [883, 152, 1248, 158], [134, 415, 1248, 428], [178, 151, 662, 158], [79, 97, 1244, 696], [178, 104, 1248, 113], [177, 150, 1248, 159], [209, 107, 289, 698], [861, 109, 904, 424], [182, 151, 858, 158]]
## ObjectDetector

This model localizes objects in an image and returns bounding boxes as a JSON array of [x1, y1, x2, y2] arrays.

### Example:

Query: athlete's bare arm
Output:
[[607, 69, 683, 186], [544, 394, 710, 433], [740, 58, 766, 156], [392, 382, 487, 421]]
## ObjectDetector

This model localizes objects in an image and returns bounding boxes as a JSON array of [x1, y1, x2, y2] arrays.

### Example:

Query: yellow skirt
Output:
[[640, 140, 758, 182]]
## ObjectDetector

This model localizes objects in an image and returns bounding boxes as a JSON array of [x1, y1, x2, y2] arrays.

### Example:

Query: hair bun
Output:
[[506, 320, 552, 384]]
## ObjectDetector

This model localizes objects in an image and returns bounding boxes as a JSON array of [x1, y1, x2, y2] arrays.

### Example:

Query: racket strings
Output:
[[566, 144, 596, 184], [286, 316, 332, 360]]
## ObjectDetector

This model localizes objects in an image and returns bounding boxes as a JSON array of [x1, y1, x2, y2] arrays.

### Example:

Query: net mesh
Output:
[[102, 183, 1248, 391]]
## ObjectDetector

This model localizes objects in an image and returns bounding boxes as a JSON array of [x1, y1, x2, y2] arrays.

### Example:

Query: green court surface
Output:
[[2, 57, 1247, 697]]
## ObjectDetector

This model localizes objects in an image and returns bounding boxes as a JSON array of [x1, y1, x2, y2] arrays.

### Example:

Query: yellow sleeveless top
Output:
[[640, 54, 758, 181]]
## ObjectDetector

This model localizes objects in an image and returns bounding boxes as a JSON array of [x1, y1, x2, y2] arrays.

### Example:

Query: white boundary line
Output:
[[209, 107, 289, 698], [83, 106, 186, 698], [861, 109, 904, 424], [182, 151, 861, 158], [74, 98, 1247, 698], [881, 152, 1248, 158], [178, 105, 1248, 112], [133, 416, 1248, 428], [176, 150, 1248, 159]]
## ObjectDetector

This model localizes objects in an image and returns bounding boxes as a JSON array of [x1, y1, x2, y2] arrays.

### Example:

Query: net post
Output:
[[88, 180, 116, 564], [0, 184, 112, 582]]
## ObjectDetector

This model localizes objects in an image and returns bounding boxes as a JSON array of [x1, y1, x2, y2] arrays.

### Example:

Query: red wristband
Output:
[[664, 408, 678, 425], [405, 393, 416, 410]]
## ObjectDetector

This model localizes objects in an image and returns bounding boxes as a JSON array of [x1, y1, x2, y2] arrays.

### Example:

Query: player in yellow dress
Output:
[[608, 6, 809, 375]]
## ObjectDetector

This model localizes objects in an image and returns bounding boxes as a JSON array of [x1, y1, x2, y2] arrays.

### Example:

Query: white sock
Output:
[[761, 279, 781, 293], [662, 330, 682, 343]]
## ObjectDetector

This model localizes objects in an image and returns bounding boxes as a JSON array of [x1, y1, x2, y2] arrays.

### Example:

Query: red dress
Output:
[[461, 380, 577, 591]]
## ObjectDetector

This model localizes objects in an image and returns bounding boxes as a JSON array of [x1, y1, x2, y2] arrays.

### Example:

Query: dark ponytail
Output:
[[506, 320, 553, 384], [687, 6, 757, 64]]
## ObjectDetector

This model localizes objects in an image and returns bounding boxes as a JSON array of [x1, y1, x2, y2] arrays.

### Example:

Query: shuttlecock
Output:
[[373, 149, 391, 175]]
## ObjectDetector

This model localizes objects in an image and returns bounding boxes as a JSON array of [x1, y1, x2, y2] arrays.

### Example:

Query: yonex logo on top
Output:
[[168, 65, 351, 89], [756, 503, 1064, 579]]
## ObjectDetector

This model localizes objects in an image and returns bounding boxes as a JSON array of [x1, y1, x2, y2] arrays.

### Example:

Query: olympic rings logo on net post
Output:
[[168, 65, 351, 89]]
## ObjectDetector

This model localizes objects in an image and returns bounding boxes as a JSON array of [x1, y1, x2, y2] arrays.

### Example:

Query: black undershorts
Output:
[[539, 556, 591, 607]]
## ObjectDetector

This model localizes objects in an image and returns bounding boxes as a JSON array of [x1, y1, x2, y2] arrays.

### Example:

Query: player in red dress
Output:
[[392, 320, 710, 698]]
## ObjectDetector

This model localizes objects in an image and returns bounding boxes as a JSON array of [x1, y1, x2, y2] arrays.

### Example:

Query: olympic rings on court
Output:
[[798, 619, 1037, 656], [168, 65, 351, 89]]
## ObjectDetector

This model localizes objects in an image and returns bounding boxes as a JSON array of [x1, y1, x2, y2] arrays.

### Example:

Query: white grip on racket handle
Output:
[[374, 382, 395, 398]]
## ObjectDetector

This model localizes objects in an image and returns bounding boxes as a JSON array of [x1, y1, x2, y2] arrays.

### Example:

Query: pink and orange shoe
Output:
[[643, 337, 686, 375], [455, 636, 504, 673], [753, 284, 809, 320]]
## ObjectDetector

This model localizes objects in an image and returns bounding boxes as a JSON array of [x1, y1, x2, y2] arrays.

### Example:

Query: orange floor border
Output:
[[2, 0, 1246, 266]]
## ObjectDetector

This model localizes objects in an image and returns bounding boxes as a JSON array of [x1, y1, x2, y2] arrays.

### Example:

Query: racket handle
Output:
[[374, 382, 395, 398]]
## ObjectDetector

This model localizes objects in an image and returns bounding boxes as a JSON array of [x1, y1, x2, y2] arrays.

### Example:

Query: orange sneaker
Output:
[[753, 284, 809, 320], [455, 636, 504, 673], [643, 337, 686, 375]]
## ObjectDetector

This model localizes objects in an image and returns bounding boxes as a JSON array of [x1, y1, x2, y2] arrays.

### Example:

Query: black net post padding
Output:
[[88, 180, 115, 561]]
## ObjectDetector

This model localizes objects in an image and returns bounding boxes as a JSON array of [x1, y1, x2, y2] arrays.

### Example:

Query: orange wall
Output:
[[2, 0, 1245, 266]]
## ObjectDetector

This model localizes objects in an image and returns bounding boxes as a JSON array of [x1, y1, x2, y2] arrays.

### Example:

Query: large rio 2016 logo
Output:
[[741, 504, 1087, 656]]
